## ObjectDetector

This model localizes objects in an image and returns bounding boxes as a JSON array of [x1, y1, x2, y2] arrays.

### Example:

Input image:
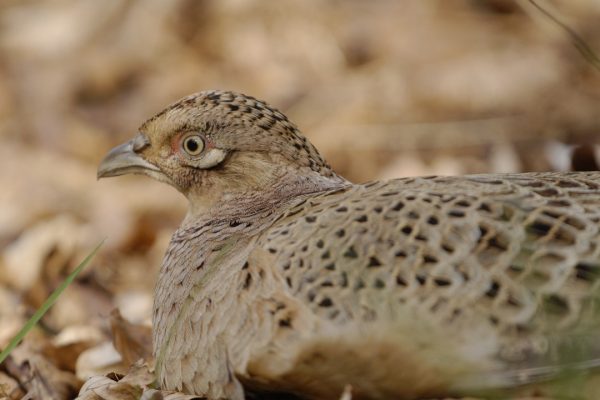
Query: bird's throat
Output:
[[184, 168, 348, 222]]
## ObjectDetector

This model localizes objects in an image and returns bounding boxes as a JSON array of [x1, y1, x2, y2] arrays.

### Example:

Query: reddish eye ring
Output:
[[181, 135, 205, 156]]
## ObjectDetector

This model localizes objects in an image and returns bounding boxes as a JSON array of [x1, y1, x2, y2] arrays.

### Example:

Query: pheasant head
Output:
[[98, 90, 345, 214]]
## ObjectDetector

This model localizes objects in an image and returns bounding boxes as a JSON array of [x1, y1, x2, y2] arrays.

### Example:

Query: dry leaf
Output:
[[1, 215, 89, 292], [0, 371, 25, 399], [5, 343, 80, 400], [77, 362, 202, 400], [109, 309, 153, 366], [76, 342, 123, 381], [45, 325, 105, 372]]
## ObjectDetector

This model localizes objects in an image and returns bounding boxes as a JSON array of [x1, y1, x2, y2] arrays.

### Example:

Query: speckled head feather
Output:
[[140, 90, 337, 177]]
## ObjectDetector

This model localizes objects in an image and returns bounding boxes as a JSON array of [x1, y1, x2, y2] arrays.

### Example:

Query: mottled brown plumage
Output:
[[98, 90, 600, 400]]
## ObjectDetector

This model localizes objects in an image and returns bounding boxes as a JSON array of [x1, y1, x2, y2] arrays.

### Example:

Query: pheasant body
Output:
[[98, 90, 600, 400]]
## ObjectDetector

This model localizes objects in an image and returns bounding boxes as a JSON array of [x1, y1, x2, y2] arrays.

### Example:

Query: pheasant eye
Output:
[[182, 135, 205, 156]]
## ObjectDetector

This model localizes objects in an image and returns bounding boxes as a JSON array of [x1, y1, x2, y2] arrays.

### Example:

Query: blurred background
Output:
[[0, 0, 599, 398]]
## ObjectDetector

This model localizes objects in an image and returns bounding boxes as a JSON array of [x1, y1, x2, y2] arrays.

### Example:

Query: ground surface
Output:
[[0, 1, 599, 399]]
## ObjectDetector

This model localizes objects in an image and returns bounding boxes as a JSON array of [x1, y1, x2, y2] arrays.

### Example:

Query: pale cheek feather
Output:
[[196, 148, 228, 169]]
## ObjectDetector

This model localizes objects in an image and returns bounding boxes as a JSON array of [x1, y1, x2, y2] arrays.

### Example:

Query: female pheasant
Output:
[[98, 90, 600, 400]]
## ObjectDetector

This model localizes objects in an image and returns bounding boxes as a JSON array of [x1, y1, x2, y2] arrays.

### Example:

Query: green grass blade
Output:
[[0, 240, 104, 364]]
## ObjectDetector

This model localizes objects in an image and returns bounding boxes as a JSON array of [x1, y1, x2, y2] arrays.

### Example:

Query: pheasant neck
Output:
[[184, 169, 348, 223]]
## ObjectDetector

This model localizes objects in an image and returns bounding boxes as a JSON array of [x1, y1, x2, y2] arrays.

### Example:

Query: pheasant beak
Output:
[[97, 133, 161, 179]]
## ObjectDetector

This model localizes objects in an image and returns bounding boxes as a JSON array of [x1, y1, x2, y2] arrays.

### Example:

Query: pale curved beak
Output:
[[97, 134, 160, 179]]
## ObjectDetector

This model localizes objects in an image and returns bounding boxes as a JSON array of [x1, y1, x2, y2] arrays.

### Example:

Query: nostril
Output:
[[132, 133, 151, 152]]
